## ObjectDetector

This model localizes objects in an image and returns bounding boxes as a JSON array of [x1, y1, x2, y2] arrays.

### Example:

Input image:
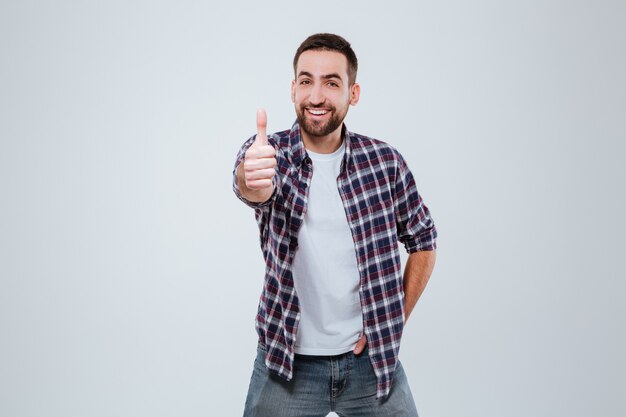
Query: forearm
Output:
[[236, 162, 274, 203], [403, 250, 436, 323]]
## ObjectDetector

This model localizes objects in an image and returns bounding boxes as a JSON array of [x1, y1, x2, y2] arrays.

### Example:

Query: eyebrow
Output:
[[297, 71, 343, 81]]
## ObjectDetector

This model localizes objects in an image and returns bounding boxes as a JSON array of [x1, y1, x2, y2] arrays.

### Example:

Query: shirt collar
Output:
[[288, 121, 354, 168]]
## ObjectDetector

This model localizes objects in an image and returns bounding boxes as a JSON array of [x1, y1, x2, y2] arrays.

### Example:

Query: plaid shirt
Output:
[[233, 121, 437, 399]]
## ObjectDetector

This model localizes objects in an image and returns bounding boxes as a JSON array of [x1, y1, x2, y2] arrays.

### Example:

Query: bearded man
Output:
[[233, 33, 438, 417]]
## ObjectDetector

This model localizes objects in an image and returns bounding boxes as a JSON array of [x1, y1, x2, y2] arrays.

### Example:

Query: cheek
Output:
[[294, 90, 308, 106], [334, 91, 351, 105]]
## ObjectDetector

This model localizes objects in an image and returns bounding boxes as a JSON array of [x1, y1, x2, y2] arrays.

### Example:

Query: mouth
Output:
[[306, 108, 330, 117]]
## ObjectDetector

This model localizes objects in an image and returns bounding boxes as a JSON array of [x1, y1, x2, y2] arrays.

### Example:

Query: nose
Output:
[[309, 84, 324, 106]]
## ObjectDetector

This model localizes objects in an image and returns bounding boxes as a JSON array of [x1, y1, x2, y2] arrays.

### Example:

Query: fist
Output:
[[244, 109, 277, 190]]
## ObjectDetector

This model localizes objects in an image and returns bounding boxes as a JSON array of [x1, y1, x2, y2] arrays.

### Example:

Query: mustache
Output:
[[301, 103, 335, 110]]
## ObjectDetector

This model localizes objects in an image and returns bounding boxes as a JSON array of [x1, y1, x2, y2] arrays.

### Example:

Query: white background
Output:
[[1, 1, 625, 416]]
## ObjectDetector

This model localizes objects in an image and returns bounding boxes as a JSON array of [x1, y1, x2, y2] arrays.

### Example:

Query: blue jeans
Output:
[[243, 344, 419, 417]]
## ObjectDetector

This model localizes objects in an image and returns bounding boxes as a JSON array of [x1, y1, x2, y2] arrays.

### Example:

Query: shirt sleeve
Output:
[[393, 152, 438, 253], [232, 134, 278, 209]]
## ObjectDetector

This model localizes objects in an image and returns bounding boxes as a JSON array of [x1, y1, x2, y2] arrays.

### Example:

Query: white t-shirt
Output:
[[292, 142, 363, 355]]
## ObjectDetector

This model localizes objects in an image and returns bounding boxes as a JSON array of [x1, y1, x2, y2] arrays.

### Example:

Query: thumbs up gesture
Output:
[[243, 109, 277, 191]]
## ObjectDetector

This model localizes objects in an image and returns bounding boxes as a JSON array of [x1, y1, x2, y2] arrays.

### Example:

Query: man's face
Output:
[[292, 50, 360, 138]]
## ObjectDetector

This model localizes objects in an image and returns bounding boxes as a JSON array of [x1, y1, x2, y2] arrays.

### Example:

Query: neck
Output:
[[301, 125, 344, 154]]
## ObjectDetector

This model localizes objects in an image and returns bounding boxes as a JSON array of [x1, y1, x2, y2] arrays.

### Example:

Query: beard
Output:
[[296, 103, 349, 138]]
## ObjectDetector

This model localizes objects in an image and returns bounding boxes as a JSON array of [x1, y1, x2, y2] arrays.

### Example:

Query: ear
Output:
[[349, 83, 360, 106], [291, 80, 296, 103]]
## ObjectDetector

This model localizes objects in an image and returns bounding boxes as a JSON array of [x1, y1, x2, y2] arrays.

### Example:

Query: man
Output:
[[233, 33, 437, 416]]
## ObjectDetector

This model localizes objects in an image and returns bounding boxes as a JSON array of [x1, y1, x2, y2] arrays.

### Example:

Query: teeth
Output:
[[308, 109, 328, 115]]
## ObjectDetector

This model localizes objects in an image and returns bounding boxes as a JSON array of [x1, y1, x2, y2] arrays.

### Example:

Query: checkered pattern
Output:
[[233, 122, 437, 399]]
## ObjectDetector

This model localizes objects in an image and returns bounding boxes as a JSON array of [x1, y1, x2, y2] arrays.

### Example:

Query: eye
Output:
[[327, 81, 339, 88], [299, 79, 311, 85]]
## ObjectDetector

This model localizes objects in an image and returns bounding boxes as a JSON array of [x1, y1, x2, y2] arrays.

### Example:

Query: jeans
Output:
[[243, 344, 419, 417]]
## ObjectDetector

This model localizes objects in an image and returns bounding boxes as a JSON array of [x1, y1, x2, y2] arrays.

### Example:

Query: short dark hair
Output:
[[293, 33, 358, 85]]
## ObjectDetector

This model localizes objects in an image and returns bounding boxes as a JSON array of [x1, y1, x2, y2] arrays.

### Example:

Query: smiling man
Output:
[[233, 33, 437, 417]]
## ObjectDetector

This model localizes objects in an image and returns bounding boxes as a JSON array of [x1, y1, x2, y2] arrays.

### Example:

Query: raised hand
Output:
[[243, 109, 277, 191]]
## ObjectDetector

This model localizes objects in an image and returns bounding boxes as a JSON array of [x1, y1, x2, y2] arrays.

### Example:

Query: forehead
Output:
[[295, 50, 349, 80]]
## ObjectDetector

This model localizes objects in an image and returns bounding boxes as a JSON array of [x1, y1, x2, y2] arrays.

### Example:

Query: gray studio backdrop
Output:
[[1, 1, 624, 416]]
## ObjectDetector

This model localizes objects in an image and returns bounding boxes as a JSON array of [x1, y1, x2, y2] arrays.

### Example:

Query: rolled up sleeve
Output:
[[393, 153, 437, 253]]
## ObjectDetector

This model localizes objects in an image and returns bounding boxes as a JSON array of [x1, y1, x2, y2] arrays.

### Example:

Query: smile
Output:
[[306, 108, 330, 116]]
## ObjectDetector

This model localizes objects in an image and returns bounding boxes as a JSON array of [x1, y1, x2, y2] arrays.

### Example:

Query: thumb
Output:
[[255, 108, 268, 146], [353, 334, 367, 355]]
